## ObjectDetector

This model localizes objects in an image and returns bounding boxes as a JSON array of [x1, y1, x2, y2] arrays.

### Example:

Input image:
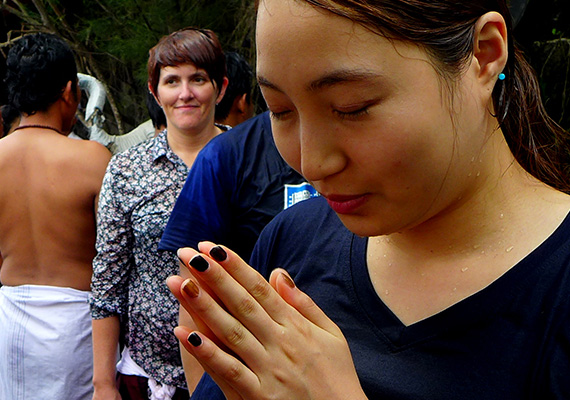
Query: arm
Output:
[[91, 317, 122, 400], [90, 159, 134, 399], [167, 243, 367, 400]]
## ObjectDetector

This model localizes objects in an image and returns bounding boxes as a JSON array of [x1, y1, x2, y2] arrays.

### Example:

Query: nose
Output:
[[179, 82, 194, 101], [298, 117, 347, 183]]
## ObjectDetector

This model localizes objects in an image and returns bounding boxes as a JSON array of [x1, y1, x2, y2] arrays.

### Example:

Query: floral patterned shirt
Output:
[[90, 130, 189, 388]]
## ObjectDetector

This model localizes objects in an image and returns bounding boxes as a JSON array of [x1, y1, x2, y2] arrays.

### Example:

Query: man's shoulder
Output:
[[206, 112, 271, 152]]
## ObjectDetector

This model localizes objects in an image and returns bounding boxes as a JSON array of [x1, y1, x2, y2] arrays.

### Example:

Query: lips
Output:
[[324, 194, 369, 214]]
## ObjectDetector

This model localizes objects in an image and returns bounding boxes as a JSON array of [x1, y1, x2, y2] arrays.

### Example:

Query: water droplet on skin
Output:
[[506, 246, 514, 253], [500, 213, 504, 219], [476, 171, 481, 177], [468, 172, 472, 177], [473, 244, 480, 249], [461, 267, 469, 272], [385, 290, 390, 295], [481, 250, 485, 254]]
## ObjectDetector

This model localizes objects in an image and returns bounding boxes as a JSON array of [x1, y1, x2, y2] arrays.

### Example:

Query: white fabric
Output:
[[148, 378, 177, 400], [117, 347, 176, 400], [117, 346, 149, 377], [0, 285, 93, 400]]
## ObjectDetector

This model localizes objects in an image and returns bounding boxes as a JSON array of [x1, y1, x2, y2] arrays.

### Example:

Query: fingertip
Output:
[[188, 331, 203, 347], [174, 325, 192, 342], [279, 271, 296, 289]]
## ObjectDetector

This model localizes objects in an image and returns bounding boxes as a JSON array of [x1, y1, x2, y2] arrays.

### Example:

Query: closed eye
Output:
[[333, 107, 370, 120], [269, 109, 292, 121]]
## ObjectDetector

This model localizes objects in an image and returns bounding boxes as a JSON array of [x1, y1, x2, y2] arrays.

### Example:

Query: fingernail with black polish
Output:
[[189, 255, 209, 272], [209, 245, 227, 262], [188, 332, 202, 347]]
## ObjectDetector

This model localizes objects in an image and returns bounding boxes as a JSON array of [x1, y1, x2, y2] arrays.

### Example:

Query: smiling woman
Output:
[[90, 27, 228, 400], [168, 1, 570, 399]]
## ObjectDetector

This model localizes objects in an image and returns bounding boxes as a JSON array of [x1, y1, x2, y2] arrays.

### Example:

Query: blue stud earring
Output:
[[498, 73, 506, 81]]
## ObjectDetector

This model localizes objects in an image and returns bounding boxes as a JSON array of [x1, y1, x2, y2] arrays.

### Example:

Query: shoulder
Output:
[[202, 112, 272, 155], [108, 135, 157, 170]]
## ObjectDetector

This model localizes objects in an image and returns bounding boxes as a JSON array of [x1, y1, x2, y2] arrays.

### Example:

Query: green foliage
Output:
[[1, 0, 256, 134]]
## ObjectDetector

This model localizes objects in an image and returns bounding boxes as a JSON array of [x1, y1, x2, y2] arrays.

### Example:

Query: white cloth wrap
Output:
[[0, 285, 93, 400]]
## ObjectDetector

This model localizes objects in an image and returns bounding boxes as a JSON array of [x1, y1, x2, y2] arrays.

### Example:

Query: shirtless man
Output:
[[0, 33, 111, 400]]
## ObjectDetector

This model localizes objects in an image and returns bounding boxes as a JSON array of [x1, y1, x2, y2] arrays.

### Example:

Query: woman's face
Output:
[[257, 0, 494, 237], [154, 63, 221, 134]]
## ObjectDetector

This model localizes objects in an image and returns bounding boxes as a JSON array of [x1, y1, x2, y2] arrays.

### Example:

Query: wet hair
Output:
[[147, 27, 226, 96], [215, 51, 254, 121], [257, 0, 570, 193], [4, 33, 78, 115], [145, 90, 166, 130]]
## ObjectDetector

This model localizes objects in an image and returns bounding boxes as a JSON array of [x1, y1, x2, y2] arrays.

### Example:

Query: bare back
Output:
[[0, 129, 111, 290]]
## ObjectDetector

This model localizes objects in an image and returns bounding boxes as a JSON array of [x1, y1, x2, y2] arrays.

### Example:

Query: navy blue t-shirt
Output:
[[191, 196, 570, 399], [159, 112, 315, 261]]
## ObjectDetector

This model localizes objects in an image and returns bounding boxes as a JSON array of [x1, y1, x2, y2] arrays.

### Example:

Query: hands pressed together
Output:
[[166, 242, 367, 400]]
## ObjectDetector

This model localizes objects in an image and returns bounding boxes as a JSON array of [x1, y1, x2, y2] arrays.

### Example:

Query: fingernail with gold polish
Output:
[[281, 272, 296, 289], [182, 279, 200, 298], [189, 254, 209, 272]]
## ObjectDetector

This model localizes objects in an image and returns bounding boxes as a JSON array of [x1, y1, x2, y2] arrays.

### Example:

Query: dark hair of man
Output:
[[147, 27, 226, 96], [4, 33, 78, 115], [1, 104, 20, 136], [257, 0, 570, 193], [145, 90, 166, 130], [215, 51, 254, 121]]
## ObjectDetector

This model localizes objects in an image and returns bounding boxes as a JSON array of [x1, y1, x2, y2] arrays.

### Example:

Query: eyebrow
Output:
[[257, 69, 382, 93]]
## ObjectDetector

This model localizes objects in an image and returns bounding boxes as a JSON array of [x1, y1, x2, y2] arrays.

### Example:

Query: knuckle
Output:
[[221, 359, 244, 382], [224, 323, 247, 347], [235, 296, 257, 317], [249, 276, 273, 302]]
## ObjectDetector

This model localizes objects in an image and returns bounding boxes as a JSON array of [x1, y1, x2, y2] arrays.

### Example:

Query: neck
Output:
[[166, 123, 221, 166], [17, 112, 66, 136]]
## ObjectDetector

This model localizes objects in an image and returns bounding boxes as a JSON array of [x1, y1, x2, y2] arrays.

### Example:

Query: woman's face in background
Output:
[[155, 63, 222, 135]]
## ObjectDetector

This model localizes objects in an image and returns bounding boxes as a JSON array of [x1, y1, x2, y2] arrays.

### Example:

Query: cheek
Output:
[[273, 126, 302, 174], [195, 85, 218, 104]]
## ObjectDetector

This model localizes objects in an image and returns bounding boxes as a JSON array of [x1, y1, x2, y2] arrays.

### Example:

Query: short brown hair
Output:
[[147, 27, 226, 96]]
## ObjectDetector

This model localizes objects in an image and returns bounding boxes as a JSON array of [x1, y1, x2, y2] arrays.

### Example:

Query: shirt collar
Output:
[[148, 129, 178, 164]]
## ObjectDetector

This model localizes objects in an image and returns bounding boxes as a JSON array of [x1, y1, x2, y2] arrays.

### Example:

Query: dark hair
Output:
[[258, 0, 570, 193], [215, 51, 254, 121], [4, 33, 78, 115], [1, 104, 20, 136], [147, 27, 226, 96], [145, 90, 166, 129]]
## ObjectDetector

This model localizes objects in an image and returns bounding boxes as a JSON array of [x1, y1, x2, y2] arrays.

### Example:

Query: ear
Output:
[[61, 80, 77, 106], [215, 77, 229, 105], [472, 12, 508, 86], [234, 93, 250, 114], [148, 82, 162, 107]]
